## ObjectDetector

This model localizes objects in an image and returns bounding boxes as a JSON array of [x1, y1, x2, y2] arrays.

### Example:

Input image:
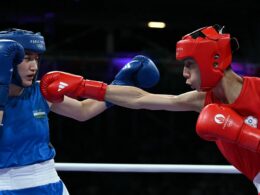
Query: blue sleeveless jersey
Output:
[[0, 82, 55, 168]]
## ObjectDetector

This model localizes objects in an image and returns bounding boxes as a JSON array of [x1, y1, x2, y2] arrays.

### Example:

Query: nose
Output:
[[182, 66, 190, 79], [29, 60, 38, 72]]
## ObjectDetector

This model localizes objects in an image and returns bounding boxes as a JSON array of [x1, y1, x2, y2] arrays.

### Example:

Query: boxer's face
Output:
[[17, 52, 39, 87], [182, 58, 201, 90]]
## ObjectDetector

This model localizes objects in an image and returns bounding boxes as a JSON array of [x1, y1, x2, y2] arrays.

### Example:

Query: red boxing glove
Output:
[[196, 104, 260, 152], [40, 71, 107, 103]]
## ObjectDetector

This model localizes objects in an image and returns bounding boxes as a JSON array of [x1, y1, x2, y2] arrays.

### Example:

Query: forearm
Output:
[[105, 85, 179, 111], [105, 86, 204, 111], [105, 85, 150, 109], [51, 96, 107, 121], [80, 99, 107, 121]]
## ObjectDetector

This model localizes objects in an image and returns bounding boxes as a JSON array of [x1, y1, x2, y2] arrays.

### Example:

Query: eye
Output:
[[24, 56, 39, 62], [184, 61, 192, 68]]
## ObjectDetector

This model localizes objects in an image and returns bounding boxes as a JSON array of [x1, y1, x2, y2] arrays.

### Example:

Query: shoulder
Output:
[[242, 76, 260, 94], [243, 76, 260, 82], [242, 76, 260, 89], [180, 90, 206, 100], [178, 90, 206, 112]]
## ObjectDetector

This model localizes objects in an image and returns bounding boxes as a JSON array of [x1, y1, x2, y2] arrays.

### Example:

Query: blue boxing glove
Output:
[[0, 40, 25, 111], [111, 55, 160, 88], [106, 55, 160, 107]]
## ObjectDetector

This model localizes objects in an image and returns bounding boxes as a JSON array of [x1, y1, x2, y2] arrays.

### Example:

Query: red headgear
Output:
[[176, 25, 238, 91]]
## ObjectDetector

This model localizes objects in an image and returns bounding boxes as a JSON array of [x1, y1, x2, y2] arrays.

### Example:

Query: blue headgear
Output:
[[0, 28, 46, 86]]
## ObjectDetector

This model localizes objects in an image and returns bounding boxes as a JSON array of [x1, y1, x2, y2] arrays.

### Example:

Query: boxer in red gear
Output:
[[200, 76, 260, 190], [100, 24, 260, 194]]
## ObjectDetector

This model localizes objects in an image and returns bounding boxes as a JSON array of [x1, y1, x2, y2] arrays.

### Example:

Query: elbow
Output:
[[72, 114, 87, 122], [71, 107, 91, 122], [130, 100, 145, 109], [73, 101, 106, 122], [75, 116, 86, 122]]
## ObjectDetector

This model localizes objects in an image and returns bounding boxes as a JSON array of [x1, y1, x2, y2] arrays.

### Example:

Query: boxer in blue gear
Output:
[[0, 29, 160, 195], [0, 28, 69, 195]]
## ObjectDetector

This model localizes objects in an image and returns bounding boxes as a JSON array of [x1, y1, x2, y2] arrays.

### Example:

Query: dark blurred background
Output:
[[2, 0, 260, 194]]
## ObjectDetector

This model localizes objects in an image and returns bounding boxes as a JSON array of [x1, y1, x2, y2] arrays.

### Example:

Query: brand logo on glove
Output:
[[244, 116, 258, 128], [214, 114, 225, 124], [58, 82, 68, 92]]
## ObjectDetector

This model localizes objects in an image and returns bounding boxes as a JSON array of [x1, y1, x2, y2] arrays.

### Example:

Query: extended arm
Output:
[[105, 85, 205, 112], [50, 85, 205, 121]]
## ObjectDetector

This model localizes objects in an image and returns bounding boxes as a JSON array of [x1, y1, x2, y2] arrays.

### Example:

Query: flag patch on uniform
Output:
[[33, 110, 46, 119]]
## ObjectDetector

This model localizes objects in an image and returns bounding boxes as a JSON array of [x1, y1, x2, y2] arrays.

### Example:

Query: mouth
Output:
[[186, 81, 195, 89], [26, 74, 35, 80], [186, 80, 191, 86]]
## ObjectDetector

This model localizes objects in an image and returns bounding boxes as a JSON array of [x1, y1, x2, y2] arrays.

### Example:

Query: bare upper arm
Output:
[[173, 90, 206, 112]]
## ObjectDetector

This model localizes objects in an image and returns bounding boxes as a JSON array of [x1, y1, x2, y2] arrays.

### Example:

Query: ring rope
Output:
[[55, 163, 240, 174]]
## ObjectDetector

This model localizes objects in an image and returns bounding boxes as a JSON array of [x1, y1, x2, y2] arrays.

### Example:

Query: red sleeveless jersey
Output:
[[205, 76, 260, 180]]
